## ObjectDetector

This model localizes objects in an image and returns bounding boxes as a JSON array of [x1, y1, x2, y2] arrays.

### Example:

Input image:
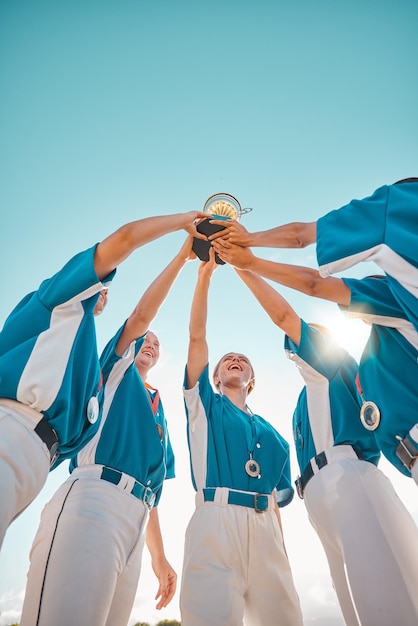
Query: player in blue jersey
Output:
[[180, 248, 303, 626], [19, 237, 197, 626], [0, 209, 205, 551], [212, 241, 418, 485], [229, 266, 418, 626], [208, 178, 418, 330]]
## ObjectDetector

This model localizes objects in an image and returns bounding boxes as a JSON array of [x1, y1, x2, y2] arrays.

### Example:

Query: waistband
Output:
[[0, 398, 59, 466], [197, 487, 274, 513], [295, 444, 363, 499], [71, 465, 156, 510]]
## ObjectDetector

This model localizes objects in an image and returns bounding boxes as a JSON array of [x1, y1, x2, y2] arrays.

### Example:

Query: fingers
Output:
[[155, 570, 177, 609]]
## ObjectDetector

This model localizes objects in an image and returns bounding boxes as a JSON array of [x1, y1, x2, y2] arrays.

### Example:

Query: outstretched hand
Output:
[[211, 238, 255, 269], [208, 219, 251, 246]]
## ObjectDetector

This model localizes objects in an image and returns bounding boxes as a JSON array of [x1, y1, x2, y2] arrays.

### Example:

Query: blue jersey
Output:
[[285, 322, 380, 473], [341, 276, 418, 476], [0, 245, 115, 463], [71, 323, 175, 505], [183, 364, 294, 507], [317, 182, 418, 331]]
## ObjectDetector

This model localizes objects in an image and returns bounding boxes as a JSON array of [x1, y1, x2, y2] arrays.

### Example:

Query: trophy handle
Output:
[[241, 207, 253, 215]]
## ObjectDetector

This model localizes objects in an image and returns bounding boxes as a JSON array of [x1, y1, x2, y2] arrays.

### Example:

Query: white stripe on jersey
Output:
[[286, 351, 334, 453], [183, 382, 209, 491], [320, 243, 418, 299]]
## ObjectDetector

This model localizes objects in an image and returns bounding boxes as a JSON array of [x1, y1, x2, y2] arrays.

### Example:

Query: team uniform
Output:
[[181, 364, 303, 626], [20, 324, 174, 626], [341, 276, 418, 481], [316, 181, 418, 330], [0, 245, 115, 548], [286, 321, 418, 626]]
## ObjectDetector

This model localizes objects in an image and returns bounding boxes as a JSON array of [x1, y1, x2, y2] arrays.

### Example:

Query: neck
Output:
[[220, 386, 248, 412]]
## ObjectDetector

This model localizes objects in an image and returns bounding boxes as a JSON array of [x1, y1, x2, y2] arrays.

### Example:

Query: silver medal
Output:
[[245, 456, 261, 478], [360, 401, 380, 431], [86, 396, 99, 424]]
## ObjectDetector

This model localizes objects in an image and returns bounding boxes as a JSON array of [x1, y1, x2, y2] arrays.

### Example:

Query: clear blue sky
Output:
[[1, 1, 417, 624]]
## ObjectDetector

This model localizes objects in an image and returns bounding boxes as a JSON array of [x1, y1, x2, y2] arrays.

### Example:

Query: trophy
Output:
[[192, 192, 253, 264]]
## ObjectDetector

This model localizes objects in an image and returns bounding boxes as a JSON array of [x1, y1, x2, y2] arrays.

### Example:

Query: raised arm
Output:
[[116, 237, 196, 355], [208, 219, 317, 249], [212, 239, 350, 306], [186, 248, 218, 389], [94, 211, 205, 280], [146, 507, 177, 610], [234, 269, 302, 345]]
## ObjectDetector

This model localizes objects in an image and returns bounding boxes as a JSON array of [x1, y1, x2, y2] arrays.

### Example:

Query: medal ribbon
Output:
[[355, 373, 363, 399], [145, 382, 160, 416]]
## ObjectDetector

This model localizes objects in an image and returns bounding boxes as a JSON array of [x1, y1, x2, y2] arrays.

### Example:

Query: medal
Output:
[[355, 373, 381, 431], [245, 454, 261, 478], [360, 401, 381, 431], [86, 396, 99, 424]]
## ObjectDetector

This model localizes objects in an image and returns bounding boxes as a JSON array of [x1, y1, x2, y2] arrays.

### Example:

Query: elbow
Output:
[[294, 222, 315, 248]]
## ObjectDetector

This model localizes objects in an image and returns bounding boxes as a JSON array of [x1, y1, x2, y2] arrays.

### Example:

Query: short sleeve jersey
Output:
[[183, 364, 294, 507], [341, 276, 418, 476], [317, 182, 418, 331], [285, 321, 380, 473], [0, 245, 115, 462], [71, 323, 175, 505]]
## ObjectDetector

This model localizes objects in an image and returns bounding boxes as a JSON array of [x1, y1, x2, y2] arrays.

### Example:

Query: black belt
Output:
[[34, 418, 59, 466], [100, 466, 156, 509], [203, 487, 270, 513], [295, 446, 363, 499]]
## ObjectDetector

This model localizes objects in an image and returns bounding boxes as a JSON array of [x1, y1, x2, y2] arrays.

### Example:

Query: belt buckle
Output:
[[395, 435, 418, 472], [254, 493, 268, 513], [49, 426, 59, 467], [143, 486, 156, 510], [295, 477, 304, 499], [49, 440, 59, 467]]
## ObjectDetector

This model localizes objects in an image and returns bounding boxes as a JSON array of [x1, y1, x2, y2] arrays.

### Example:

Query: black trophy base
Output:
[[192, 217, 227, 265]]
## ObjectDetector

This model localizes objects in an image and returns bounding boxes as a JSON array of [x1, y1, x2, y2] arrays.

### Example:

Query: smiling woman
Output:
[[179, 250, 304, 625]]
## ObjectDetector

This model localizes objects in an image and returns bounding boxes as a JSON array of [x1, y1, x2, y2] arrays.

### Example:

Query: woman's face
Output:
[[213, 352, 255, 394]]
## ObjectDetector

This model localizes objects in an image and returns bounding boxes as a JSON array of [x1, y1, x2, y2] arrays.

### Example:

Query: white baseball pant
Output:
[[304, 457, 418, 626], [20, 469, 149, 626], [180, 488, 303, 626], [0, 400, 50, 549]]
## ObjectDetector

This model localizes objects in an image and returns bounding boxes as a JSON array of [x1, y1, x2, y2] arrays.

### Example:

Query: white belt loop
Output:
[[195, 490, 205, 507], [123, 475, 136, 493], [214, 487, 229, 506], [409, 424, 418, 445], [310, 456, 320, 475]]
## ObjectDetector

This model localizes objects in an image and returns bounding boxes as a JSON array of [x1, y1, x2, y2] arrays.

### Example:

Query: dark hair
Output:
[[394, 177, 418, 185]]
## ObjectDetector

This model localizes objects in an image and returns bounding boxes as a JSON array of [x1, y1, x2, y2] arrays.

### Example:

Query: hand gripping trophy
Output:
[[192, 193, 253, 264]]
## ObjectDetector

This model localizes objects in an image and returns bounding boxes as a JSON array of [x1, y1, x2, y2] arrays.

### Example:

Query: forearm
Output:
[[248, 256, 320, 295], [236, 269, 301, 343], [187, 273, 210, 387], [250, 221, 316, 248], [94, 213, 197, 279], [146, 507, 166, 560]]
